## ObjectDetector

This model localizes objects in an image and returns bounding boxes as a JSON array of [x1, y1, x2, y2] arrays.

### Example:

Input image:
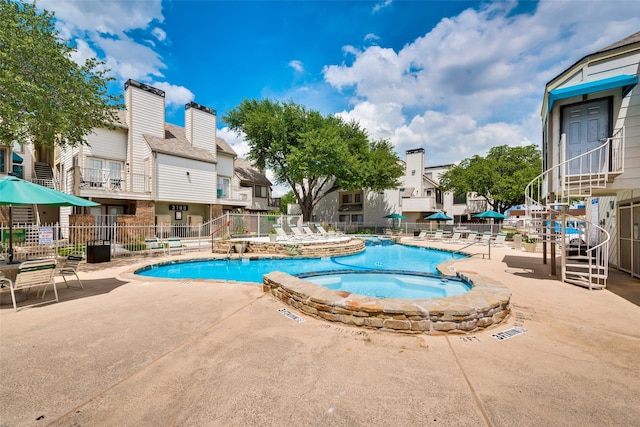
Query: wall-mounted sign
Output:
[[169, 204, 188, 211]]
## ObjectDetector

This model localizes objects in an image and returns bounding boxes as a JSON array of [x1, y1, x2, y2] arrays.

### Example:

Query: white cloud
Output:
[[372, 0, 392, 14], [288, 60, 304, 73], [364, 33, 379, 42], [323, 0, 640, 164], [152, 27, 167, 42], [38, 0, 166, 83], [217, 127, 251, 159], [152, 82, 194, 109]]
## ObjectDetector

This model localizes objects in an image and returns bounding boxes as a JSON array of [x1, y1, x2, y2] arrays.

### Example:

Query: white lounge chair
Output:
[[480, 231, 493, 244], [431, 230, 444, 240], [167, 237, 183, 255], [145, 237, 165, 255], [314, 224, 330, 237], [272, 224, 293, 241], [446, 231, 462, 243], [289, 225, 307, 240], [2, 259, 58, 312], [413, 230, 428, 240], [56, 253, 84, 289], [493, 232, 507, 246], [302, 224, 321, 239], [463, 231, 479, 243]]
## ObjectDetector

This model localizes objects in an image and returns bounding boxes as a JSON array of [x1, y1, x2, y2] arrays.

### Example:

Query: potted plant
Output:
[[522, 235, 537, 253], [269, 228, 278, 242]]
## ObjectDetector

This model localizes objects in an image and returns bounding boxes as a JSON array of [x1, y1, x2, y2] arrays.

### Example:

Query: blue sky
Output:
[[38, 0, 640, 193]]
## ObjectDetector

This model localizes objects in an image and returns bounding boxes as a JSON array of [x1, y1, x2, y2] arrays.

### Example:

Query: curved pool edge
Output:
[[263, 269, 511, 335]]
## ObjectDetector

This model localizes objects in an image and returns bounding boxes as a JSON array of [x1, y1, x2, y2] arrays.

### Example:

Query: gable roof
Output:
[[234, 158, 272, 186], [216, 137, 236, 156], [144, 123, 216, 163], [597, 31, 640, 54]]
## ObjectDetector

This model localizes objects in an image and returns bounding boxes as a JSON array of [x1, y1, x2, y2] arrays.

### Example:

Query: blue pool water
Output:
[[136, 245, 466, 287], [299, 271, 470, 299]]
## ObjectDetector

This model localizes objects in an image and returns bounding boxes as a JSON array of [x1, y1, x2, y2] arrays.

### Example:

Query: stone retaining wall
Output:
[[214, 238, 365, 258], [263, 270, 511, 334]]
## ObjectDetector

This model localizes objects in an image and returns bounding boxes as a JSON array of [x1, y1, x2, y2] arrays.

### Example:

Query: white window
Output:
[[217, 176, 230, 198]]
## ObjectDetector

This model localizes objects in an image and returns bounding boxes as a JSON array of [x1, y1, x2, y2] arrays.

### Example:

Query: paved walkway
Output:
[[1, 242, 639, 426]]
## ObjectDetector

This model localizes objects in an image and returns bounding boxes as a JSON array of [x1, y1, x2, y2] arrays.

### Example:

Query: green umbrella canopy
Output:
[[0, 175, 99, 207], [383, 213, 406, 219], [0, 175, 99, 263], [473, 210, 508, 219], [424, 212, 452, 221]]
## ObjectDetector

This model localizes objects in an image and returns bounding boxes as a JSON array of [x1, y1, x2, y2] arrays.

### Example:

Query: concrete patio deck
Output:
[[1, 241, 639, 426]]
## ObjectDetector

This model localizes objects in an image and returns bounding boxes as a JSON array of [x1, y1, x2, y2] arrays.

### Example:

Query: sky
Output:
[[37, 0, 640, 195]]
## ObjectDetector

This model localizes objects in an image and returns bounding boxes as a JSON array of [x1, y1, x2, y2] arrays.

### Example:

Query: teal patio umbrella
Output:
[[0, 175, 99, 263], [473, 210, 508, 220], [424, 212, 452, 231], [424, 212, 452, 221], [383, 213, 405, 228]]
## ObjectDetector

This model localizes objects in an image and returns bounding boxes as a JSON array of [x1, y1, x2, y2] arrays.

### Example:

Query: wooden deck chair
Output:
[[272, 224, 293, 241], [167, 238, 183, 255], [145, 237, 165, 255], [56, 253, 84, 289], [3, 259, 58, 312]]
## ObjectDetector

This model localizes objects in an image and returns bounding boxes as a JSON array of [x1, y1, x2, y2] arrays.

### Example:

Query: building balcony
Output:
[[67, 167, 152, 200], [401, 196, 437, 213]]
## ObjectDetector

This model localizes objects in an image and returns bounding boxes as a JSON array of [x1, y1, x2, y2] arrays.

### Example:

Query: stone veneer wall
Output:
[[263, 270, 511, 335], [214, 238, 365, 258]]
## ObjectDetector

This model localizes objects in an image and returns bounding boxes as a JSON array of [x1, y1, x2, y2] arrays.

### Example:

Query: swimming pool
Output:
[[136, 244, 466, 285], [298, 271, 471, 298]]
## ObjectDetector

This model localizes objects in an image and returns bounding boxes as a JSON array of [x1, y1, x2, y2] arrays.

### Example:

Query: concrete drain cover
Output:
[[278, 308, 305, 323], [491, 326, 527, 341]]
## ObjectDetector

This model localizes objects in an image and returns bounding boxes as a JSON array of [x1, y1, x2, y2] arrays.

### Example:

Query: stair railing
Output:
[[525, 128, 624, 209]]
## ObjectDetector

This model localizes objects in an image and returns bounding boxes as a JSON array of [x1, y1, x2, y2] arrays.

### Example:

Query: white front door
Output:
[[562, 99, 609, 174]]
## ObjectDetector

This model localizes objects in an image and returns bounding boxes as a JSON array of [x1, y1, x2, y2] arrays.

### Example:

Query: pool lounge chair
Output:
[[431, 230, 444, 240], [167, 237, 183, 255], [445, 231, 462, 243], [493, 232, 507, 246], [3, 259, 58, 312], [289, 225, 308, 240], [272, 224, 293, 241], [145, 237, 165, 255], [463, 231, 479, 243], [56, 253, 84, 289], [413, 230, 428, 240], [479, 231, 493, 244], [302, 224, 322, 239]]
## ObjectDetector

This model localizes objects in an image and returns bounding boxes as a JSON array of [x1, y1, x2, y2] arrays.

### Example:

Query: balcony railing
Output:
[[67, 167, 151, 195]]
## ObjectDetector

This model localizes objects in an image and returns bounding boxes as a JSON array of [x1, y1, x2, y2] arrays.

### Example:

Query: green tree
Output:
[[224, 99, 403, 221], [439, 144, 541, 214], [0, 0, 121, 149], [278, 190, 297, 215]]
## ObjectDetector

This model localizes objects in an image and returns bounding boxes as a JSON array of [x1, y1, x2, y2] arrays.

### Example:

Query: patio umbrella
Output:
[[473, 210, 508, 220], [383, 213, 405, 228], [383, 213, 406, 219], [0, 175, 99, 263], [424, 212, 452, 221]]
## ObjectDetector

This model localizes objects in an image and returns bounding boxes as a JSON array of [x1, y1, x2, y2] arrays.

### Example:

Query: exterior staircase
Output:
[[524, 128, 625, 290]]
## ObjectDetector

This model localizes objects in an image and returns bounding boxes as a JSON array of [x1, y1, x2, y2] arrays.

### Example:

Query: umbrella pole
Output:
[[8, 205, 13, 263]]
